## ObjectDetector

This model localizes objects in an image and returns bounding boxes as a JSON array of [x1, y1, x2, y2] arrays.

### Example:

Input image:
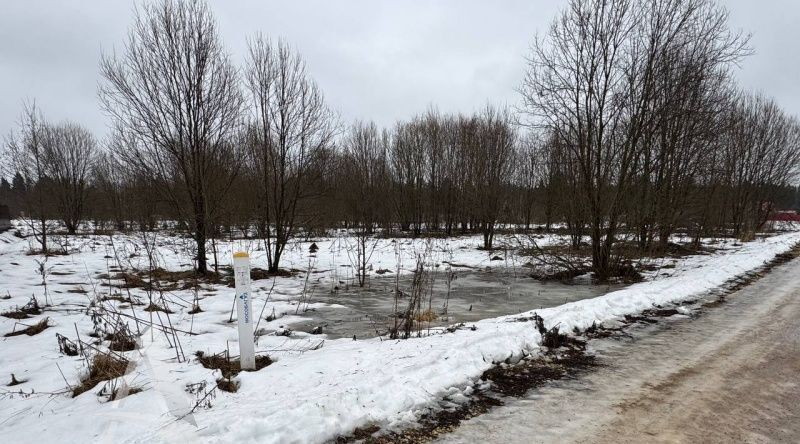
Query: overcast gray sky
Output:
[[1, 0, 798, 140]]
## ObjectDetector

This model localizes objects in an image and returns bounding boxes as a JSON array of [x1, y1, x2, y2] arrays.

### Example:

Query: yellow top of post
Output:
[[233, 251, 249, 258]]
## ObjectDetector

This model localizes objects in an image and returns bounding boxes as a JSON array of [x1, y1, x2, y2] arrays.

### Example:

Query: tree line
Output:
[[2, 0, 799, 279]]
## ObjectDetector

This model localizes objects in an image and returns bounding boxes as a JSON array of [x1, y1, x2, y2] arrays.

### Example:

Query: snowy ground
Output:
[[0, 222, 798, 443]]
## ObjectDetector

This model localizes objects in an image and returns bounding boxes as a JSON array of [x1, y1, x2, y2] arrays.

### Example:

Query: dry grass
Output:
[[101, 266, 295, 290], [105, 268, 225, 291], [5, 318, 49, 337], [143, 303, 173, 313], [413, 309, 438, 323], [1, 310, 29, 320], [106, 332, 138, 352], [2, 296, 42, 320], [101, 294, 134, 304], [73, 353, 130, 398]]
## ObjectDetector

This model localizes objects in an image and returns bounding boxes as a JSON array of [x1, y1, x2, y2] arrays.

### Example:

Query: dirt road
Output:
[[437, 258, 800, 444]]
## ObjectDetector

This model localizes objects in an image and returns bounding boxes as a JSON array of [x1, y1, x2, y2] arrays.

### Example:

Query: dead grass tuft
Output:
[[106, 332, 138, 352], [108, 268, 225, 291], [2, 296, 43, 319], [73, 353, 130, 398], [5, 318, 50, 337], [143, 303, 173, 313], [101, 294, 134, 304], [413, 309, 439, 323], [1, 310, 29, 320]]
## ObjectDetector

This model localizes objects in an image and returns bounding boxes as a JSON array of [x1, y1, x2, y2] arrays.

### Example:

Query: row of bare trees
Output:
[[2, 0, 799, 279], [331, 108, 516, 248], [519, 0, 800, 279], [4, 103, 98, 251]]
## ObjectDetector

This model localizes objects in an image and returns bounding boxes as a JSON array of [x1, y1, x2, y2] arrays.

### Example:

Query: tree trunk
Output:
[[268, 248, 282, 273], [591, 228, 613, 282], [195, 199, 208, 275], [482, 222, 494, 250], [40, 217, 48, 254]]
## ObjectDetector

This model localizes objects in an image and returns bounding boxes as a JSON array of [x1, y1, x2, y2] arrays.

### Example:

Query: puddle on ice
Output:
[[291, 268, 622, 339]]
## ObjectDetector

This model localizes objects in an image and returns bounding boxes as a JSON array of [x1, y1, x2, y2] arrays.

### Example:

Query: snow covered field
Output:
[[1, 223, 798, 443]]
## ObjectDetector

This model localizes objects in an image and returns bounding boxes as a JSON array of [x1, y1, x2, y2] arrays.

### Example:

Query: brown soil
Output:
[[195, 351, 273, 379], [336, 339, 594, 444]]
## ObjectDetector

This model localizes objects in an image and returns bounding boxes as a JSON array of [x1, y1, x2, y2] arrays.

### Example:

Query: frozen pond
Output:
[[292, 268, 622, 339]]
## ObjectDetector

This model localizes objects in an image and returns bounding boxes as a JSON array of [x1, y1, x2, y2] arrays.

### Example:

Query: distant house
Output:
[[769, 210, 800, 223], [0, 204, 10, 232]]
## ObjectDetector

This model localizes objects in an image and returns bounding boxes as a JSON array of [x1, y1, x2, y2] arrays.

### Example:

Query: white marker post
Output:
[[233, 252, 255, 370]]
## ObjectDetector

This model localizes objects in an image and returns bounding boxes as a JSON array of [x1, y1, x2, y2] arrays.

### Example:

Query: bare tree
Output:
[[521, 0, 750, 279], [244, 35, 336, 272], [390, 118, 427, 235], [93, 151, 129, 232], [520, 0, 640, 279], [724, 92, 800, 237], [341, 121, 389, 286], [4, 102, 52, 252], [513, 133, 547, 231], [99, 0, 243, 274], [467, 106, 517, 249], [627, 0, 749, 251], [41, 122, 98, 234]]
